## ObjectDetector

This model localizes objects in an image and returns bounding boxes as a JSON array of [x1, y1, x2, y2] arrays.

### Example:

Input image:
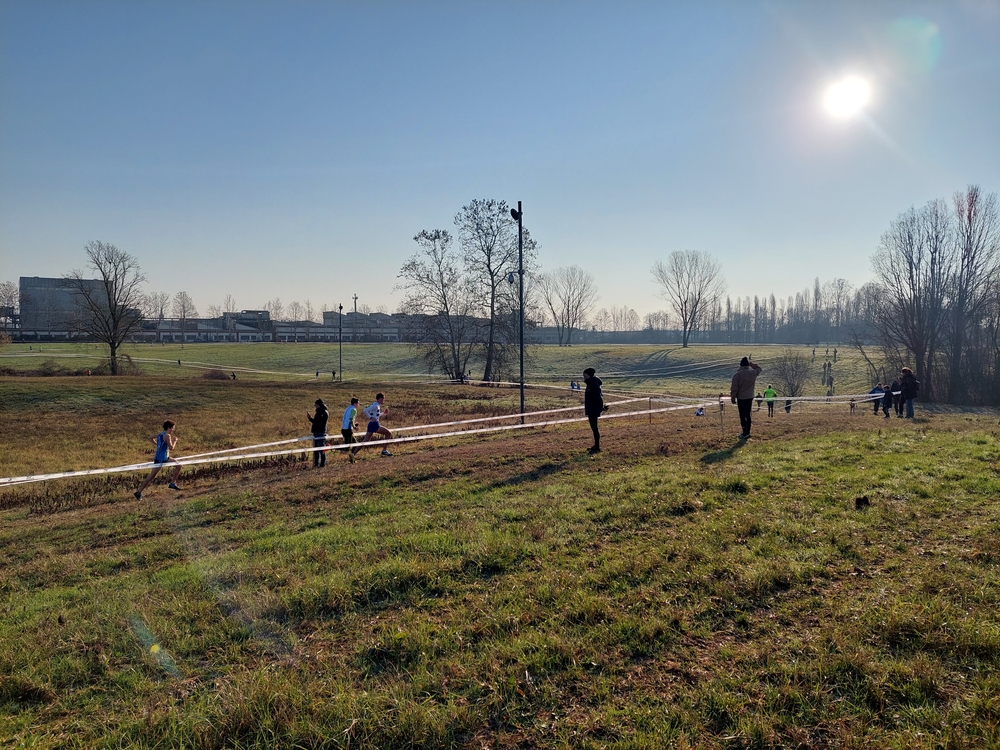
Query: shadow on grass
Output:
[[489, 460, 569, 490], [699, 440, 748, 464]]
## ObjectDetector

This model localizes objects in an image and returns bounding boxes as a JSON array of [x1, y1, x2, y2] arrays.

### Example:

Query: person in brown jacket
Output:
[[730, 356, 762, 439]]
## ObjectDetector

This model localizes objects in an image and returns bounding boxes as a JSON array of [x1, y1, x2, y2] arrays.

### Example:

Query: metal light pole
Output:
[[353, 293, 358, 344], [510, 201, 525, 424], [338, 303, 343, 382]]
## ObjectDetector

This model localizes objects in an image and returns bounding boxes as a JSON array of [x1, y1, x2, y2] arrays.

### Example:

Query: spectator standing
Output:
[[882, 383, 893, 418], [869, 383, 884, 414], [899, 367, 919, 418], [730, 357, 762, 439], [888, 376, 902, 417], [583, 367, 604, 454], [306, 399, 330, 467]]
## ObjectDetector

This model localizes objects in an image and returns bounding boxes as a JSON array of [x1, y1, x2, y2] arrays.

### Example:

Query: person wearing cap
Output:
[[730, 356, 762, 439], [306, 399, 330, 467]]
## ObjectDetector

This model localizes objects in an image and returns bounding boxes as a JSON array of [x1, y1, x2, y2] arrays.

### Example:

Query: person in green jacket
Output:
[[763, 385, 777, 417]]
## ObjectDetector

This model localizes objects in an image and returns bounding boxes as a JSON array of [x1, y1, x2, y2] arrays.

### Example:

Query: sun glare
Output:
[[823, 76, 872, 119]]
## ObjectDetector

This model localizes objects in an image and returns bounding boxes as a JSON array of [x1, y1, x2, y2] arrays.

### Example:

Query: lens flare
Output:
[[822, 76, 872, 119]]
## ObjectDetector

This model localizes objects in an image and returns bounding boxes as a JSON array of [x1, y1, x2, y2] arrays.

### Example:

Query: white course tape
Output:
[[0, 383, 900, 489], [0, 401, 715, 488], [175, 398, 648, 462]]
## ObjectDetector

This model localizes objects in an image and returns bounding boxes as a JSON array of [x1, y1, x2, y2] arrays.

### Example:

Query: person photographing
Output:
[[730, 356, 762, 440]]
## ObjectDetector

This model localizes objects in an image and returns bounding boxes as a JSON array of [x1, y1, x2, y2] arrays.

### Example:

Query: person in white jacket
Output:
[[351, 393, 394, 458]]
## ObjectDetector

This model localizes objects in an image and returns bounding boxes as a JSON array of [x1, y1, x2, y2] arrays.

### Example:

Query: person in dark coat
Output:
[[583, 367, 604, 454], [899, 367, 919, 418], [306, 399, 330, 467], [881, 383, 893, 417], [869, 383, 884, 414], [888, 376, 902, 416]]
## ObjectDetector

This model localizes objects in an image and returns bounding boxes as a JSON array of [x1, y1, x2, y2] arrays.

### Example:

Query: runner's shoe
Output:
[[168, 483, 181, 490], [381, 449, 393, 457]]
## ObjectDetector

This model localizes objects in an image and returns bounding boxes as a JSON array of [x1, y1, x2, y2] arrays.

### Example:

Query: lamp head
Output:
[[510, 208, 521, 221], [507, 272, 516, 284]]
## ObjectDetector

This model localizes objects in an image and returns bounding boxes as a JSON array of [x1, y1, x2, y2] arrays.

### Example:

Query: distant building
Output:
[[18, 276, 105, 338]]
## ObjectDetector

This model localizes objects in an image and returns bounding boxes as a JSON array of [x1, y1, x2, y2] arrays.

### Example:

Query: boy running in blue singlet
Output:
[[134, 420, 182, 499]]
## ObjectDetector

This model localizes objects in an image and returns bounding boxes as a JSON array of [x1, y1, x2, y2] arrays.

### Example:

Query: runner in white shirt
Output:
[[350, 392, 394, 458]]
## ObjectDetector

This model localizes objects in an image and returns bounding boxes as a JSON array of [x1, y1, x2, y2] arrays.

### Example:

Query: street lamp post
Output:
[[510, 201, 525, 424], [338, 303, 343, 382]]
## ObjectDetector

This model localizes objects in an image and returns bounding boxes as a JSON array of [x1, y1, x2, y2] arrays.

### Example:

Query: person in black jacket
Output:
[[583, 367, 604, 454], [899, 367, 919, 418], [306, 399, 330, 467]]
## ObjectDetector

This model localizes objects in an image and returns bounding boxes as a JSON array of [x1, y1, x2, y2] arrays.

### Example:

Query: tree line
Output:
[[6, 186, 996, 401]]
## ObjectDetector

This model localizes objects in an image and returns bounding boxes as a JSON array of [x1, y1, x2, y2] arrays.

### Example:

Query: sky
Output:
[[1, 0, 998, 319]]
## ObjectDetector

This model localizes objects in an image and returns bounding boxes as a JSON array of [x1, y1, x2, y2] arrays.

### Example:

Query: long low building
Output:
[[13, 277, 603, 344]]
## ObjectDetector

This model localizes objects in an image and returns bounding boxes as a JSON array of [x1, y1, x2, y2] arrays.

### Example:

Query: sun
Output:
[[822, 76, 872, 119]]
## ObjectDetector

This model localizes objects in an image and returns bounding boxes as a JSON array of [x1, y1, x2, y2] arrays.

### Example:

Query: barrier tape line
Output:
[[0, 401, 716, 488], [175, 398, 648, 461], [0, 389, 901, 488]]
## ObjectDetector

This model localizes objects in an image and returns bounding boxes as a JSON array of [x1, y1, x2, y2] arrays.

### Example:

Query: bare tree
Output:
[[65, 241, 146, 375], [871, 200, 954, 399], [651, 250, 725, 347], [644, 310, 670, 331], [0, 280, 20, 333], [397, 229, 480, 379], [206, 304, 222, 318], [172, 291, 198, 344], [593, 308, 610, 333], [142, 291, 170, 321], [539, 265, 599, 346], [223, 294, 238, 313], [455, 198, 538, 381], [263, 298, 284, 320], [771, 349, 811, 397], [946, 185, 1000, 402]]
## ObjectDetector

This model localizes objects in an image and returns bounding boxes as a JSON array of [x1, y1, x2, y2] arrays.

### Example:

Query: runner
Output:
[[342, 397, 360, 463], [134, 421, 182, 499], [763, 384, 777, 417], [351, 393, 394, 458]]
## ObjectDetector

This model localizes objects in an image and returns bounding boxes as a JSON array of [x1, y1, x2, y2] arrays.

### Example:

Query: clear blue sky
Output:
[[2, 0, 998, 318]]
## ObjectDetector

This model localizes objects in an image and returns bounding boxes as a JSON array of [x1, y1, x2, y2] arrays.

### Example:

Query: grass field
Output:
[[4, 345, 998, 748], [0, 341, 872, 395]]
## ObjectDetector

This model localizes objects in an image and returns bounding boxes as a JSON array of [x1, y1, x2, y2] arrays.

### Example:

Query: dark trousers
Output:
[[312, 436, 327, 467], [873, 399, 881, 414], [588, 413, 600, 449], [737, 398, 753, 436], [767, 401, 774, 417], [341, 429, 355, 446]]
